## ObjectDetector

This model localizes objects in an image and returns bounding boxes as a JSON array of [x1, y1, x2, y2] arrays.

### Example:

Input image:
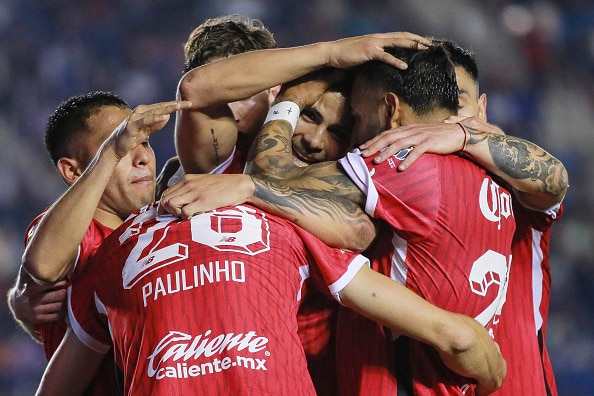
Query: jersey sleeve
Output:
[[292, 226, 369, 302], [339, 149, 440, 240], [67, 261, 112, 354]]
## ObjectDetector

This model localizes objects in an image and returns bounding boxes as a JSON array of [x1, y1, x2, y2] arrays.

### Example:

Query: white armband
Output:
[[264, 101, 300, 134]]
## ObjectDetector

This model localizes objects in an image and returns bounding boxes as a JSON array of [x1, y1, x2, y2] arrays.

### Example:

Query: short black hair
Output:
[[434, 38, 479, 83], [45, 91, 129, 166], [354, 44, 459, 116]]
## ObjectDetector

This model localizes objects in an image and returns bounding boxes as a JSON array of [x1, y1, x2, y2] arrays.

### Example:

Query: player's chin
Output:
[[132, 185, 157, 206]]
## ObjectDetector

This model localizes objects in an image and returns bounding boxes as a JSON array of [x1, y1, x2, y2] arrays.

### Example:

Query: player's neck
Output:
[[93, 208, 124, 230]]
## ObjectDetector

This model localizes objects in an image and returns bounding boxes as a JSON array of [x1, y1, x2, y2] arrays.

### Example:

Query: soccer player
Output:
[[358, 39, 567, 395], [155, 14, 279, 197], [7, 91, 190, 394]]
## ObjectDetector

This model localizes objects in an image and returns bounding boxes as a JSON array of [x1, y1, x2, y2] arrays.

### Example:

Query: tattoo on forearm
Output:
[[247, 121, 297, 176], [252, 173, 372, 236], [467, 127, 568, 196]]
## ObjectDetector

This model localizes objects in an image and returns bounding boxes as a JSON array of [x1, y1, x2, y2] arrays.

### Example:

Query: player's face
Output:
[[291, 91, 352, 167], [455, 66, 487, 120], [85, 106, 157, 219], [229, 89, 275, 136], [350, 76, 385, 148]]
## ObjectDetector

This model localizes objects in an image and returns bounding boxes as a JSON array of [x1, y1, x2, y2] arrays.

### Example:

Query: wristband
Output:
[[264, 101, 300, 133]]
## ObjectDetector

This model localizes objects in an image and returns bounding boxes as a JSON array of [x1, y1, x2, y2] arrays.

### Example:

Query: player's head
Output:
[[184, 15, 278, 137], [349, 44, 459, 146], [435, 38, 487, 120], [292, 73, 354, 166], [183, 14, 276, 72], [45, 91, 156, 218]]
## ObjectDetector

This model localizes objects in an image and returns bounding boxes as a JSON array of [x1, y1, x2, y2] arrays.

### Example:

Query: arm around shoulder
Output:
[[35, 327, 108, 396], [338, 266, 506, 393]]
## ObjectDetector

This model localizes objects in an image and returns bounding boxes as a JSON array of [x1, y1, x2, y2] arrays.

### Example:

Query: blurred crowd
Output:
[[0, 0, 592, 394]]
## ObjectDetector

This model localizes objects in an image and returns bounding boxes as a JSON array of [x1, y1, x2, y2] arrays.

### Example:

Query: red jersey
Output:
[[339, 149, 516, 395], [24, 212, 118, 395], [68, 203, 367, 395], [492, 201, 562, 395], [166, 141, 341, 394]]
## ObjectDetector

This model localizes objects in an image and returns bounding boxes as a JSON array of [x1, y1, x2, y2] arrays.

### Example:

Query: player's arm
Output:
[[7, 269, 67, 342], [339, 265, 506, 394], [359, 117, 568, 211], [159, 162, 376, 252], [35, 327, 107, 396], [175, 32, 431, 174], [23, 101, 190, 284], [459, 117, 568, 210]]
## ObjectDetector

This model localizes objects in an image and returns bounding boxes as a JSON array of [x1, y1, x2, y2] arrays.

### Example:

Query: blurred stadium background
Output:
[[0, 0, 592, 394]]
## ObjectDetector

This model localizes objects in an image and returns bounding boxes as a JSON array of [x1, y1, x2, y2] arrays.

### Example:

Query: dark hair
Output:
[[45, 91, 129, 166], [354, 44, 459, 116], [433, 38, 479, 83], [183, 14, 276, 73]]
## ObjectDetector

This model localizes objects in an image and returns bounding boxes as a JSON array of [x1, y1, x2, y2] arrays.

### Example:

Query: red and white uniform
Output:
[[166, 139, 341, 394], [492, 201, 562, 395], [24, 212, 118, 396], [68, 203, 367, 395], [338, 149, 516, 395]]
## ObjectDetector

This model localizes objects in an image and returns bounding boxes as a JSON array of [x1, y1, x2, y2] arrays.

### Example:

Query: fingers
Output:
[[360, 129, 417, 161], [35, 311, 66, 324], [379, 32, 432, 47], [159, 182, 203, 218], [374, 50, 409, 71], [373, 32, 432, 70], [28, 287, 67, 324], [129, 100, 192, 131], [40, 288, 68, 304], [34, 299, 67, 323]]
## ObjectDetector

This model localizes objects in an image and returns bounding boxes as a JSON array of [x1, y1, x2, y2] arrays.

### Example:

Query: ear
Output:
[[478, 93, 487, 122], [56, 157, 83, 185], [384, 92, 401, 128]]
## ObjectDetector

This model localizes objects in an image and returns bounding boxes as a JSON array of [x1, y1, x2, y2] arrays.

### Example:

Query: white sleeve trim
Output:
[[328, 254, 370, 304], [338, 149, 379, 217], [67, 287, 111, 354]]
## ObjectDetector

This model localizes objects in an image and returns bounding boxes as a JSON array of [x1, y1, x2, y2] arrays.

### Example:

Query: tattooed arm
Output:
[[359, 116, 568, 211], [249, 160, 377, 252], [459, 118, 567, 210]]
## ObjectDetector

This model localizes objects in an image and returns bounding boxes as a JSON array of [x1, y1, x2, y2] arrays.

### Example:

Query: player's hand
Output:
[[10, 278, 68, 327], [359, 121, 468, 170], [326, 32, 431, 70], [159, 173, 255, 219], [109, 100, 193, 161]]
